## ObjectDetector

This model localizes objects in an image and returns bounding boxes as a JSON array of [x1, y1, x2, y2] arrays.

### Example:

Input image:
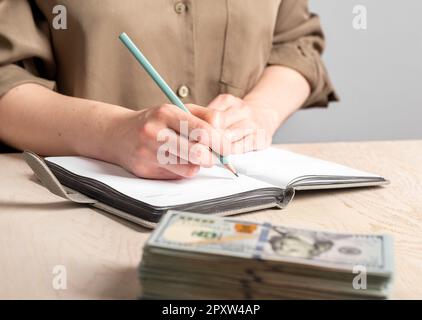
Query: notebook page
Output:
[[230, 147, 381, 188], [45, 157, 276, 207]]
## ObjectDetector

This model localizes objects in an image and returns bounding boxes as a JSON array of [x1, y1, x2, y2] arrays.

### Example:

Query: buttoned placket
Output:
[[173, 0, 196, 103]]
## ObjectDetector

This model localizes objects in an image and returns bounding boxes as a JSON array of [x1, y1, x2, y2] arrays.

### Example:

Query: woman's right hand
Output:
[[0, 84, 228, 179], [106, 103, 230, 179]]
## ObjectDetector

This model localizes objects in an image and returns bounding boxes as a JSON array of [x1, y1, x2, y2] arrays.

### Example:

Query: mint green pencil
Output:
[[119, 32, 238, 177]]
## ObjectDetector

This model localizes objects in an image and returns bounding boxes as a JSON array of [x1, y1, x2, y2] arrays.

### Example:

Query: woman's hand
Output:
[[206, 66, 311, 154], [107, 103, 230, 179], [205, 94, 281, 154]]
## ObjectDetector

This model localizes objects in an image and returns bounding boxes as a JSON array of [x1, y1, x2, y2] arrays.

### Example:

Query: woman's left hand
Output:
[[205, 94, 282, 154], [202, 66, 311, 154]]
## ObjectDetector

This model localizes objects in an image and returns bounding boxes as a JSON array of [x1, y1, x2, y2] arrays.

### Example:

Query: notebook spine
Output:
[[276, 187, 296, 209]]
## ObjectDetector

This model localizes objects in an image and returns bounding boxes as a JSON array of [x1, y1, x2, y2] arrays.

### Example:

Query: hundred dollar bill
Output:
[[147, 211, 394, 275]]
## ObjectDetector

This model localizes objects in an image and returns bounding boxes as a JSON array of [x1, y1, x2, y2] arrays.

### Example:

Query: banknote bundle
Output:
[[139, 211, 394, 299]]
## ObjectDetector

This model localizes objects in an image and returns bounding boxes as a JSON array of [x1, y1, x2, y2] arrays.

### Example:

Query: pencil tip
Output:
[[224, 164, 239, 178]]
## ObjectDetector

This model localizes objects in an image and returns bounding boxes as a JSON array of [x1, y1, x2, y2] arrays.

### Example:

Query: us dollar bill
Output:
[[147, 211, 394, 275]]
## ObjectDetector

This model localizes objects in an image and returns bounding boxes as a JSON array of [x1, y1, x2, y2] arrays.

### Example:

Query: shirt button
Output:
[[174, 2, 187, 14], [177, 85, 190, 98]]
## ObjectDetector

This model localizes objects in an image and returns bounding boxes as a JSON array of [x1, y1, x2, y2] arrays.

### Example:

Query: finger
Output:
[[229, 134, 257, 154], [161, 105, 231, 156], [229, 128, 270, 154], [143, 167, 185, 180], [161, 163, 201, 178], [218, 105, 251, 129], [207, 94, 243, 111], [157, 129, 217, 167], [187, 104, 222, 128], [227, 127, 256, 143], [187, 142, 219, 167], [226, 119, 256, 142], [130, 161, 183, 180]]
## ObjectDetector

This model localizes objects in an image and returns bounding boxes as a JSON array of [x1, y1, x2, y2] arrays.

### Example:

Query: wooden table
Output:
[[1, 140, 421, 299]]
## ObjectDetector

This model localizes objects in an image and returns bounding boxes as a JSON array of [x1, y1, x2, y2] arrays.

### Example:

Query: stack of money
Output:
[[140, 211, 394, 299]]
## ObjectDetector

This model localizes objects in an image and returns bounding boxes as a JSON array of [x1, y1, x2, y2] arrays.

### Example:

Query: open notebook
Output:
[[23, 148, 388, 228]]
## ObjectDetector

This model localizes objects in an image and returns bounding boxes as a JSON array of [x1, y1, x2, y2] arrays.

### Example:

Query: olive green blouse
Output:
[[0, 0, 337, 110]]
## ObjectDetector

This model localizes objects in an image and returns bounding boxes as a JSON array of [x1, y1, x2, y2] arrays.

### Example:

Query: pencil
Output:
[[119, 32, 238, 177]]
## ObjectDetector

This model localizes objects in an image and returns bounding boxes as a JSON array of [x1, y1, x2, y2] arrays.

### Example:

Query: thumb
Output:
[[207, 94, 243, 111]]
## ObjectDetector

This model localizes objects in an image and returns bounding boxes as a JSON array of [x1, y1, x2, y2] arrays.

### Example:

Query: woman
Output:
[[0, 0, 337, 179]]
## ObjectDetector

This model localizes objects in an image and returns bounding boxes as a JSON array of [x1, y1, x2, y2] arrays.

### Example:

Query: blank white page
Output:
[[45, 157, 275, 207], [230, 147, 381, 187]]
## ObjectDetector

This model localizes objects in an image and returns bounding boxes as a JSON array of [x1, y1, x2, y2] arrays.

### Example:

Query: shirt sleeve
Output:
[[267, 0, 339, 107], [0, 0, 56, 98]]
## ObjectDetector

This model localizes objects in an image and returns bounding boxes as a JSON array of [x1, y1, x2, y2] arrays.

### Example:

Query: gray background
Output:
[[274, 0, 422, 143]]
